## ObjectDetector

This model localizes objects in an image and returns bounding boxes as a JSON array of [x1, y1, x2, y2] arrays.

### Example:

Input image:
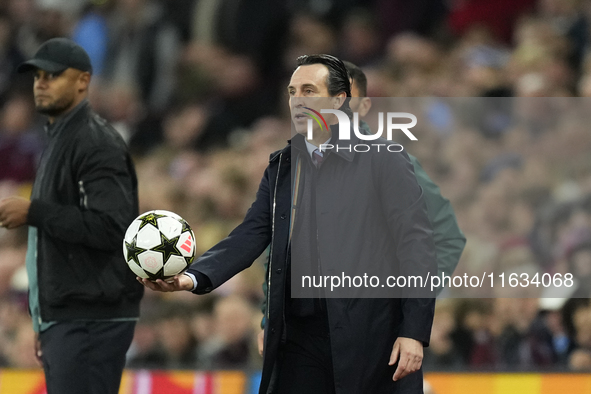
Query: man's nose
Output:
[[291, 96, 305, 107], [35, 79, 47, 90]]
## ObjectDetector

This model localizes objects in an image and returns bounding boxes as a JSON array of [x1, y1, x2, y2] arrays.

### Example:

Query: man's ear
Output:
[[358, 97, 372, 117], [333, 92, 347, 109], [77, 72, 91, 93]]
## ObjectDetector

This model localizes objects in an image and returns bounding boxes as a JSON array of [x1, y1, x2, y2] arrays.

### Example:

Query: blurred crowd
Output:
[[0, 0, 590, 373]]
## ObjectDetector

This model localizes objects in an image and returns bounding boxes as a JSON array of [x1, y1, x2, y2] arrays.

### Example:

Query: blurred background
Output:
[[0, 0, 590, 382]]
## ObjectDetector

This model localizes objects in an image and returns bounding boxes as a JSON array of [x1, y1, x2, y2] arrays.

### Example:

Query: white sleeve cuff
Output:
[[183, 272, 198, 291]]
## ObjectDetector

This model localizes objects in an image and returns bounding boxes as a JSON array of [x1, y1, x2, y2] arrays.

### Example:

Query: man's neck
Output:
[[307, 130, 332, 147]]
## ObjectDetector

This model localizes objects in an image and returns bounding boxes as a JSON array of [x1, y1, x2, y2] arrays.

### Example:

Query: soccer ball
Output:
[[123, 210, 196, 281]]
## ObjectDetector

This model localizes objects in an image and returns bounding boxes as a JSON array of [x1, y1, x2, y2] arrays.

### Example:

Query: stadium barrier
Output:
[[0, 370, 590, 393]]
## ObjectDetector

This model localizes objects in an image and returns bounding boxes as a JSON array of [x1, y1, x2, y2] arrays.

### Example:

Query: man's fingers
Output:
[[0, 197, 29, 229], [137, 277, 163, 291], [35, 348, 43, 367], [393, 352, 408, 381], [388, 342, 400, 366], [393, 349, 410, 380], [152, 280, 168, 290], [156, 279, 178, 291], [137, 277, 183, 292], [34, 336, 43, 367], [411, 354, 422, 373], [137, 277, 151, 288], [390, 337, 423, 381], [257, 330, 265, 356], [405, 355, 416, 376], [393, 352, 422, 381]]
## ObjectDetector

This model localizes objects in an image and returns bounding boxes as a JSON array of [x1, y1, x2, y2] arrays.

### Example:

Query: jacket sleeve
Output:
[[187, 165, 273, 294], [27, 145, 137, 251], [409, 156, 466, 293], [377, 149, 436, 346]]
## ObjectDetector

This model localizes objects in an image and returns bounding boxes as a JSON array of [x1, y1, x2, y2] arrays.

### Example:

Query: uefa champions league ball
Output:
[[123, 210, 196, 281]]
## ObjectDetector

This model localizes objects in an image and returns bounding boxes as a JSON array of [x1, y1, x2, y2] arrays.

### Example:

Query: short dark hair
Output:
[[296, 54, 352, 117], [343, 61, 367, 97]]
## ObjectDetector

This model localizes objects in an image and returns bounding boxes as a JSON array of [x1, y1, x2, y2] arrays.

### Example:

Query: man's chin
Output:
[[35, 105, 64, 117], [291, 123, 308, 136]]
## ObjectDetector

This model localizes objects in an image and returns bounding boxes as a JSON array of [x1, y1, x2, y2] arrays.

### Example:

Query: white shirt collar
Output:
[[304, 138, 330, 159]]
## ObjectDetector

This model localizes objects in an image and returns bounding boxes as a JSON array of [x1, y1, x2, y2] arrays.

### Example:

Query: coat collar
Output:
[[285, 124, 357, 163], [44, 99, 90, 138], [269, 145, 288, 163]]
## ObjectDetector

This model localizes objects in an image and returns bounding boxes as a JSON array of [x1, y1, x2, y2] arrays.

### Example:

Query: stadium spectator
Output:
[[0, 94, 44, 184], [103, 0, 181, 112], [154, 303, 199, 369], [201, 295, 256, 369]]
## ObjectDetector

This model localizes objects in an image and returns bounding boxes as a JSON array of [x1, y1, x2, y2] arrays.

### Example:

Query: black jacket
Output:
[[27, 101, 143, 322], [188, 131, 436, 394]]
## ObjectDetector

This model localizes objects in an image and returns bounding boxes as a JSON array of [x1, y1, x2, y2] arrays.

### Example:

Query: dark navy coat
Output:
[[188, 131, 436, 393]]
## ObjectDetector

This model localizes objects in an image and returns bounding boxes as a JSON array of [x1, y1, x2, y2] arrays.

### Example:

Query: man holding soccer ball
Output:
[[0, 38, 143, 394], [141, 54, 437, 394]]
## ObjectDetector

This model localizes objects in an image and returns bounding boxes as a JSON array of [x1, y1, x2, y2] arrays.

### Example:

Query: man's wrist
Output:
[[183, 272, 198, 291]]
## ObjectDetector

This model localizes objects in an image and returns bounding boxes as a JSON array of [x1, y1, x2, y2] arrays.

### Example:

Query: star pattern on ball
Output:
[[138, 212, 167, 231], [145, 267, 165, 281], [177, 218, 192, 234], [152, 232, 182, 264], [125, 237, 146, 267]]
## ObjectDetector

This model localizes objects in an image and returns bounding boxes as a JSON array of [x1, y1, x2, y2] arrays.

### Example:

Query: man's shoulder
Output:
[[268, 141, 291, 163], [74, 110, 127, 152]]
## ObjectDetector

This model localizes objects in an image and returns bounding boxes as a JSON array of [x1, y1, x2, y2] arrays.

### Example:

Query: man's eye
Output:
[[46, 71, 64, 80]]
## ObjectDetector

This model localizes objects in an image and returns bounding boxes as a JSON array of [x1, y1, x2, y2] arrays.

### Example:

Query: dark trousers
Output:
[[40, 321, 136, 394], [277, 317, 336, 394]]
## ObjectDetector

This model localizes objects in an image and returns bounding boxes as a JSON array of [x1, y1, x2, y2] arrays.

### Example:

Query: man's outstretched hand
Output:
[[389, 337, 423, 381], [137, 274, 194, 292]]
